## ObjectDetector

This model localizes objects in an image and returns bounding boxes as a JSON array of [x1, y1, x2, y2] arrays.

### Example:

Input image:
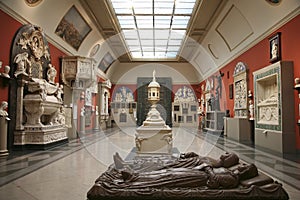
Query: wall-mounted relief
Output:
[[174, 86, 196, 102], [233, 62, 248, 118], [172, 86, 198, 127], [253, 61, 295, 154], [111, 86, 136, 126], [89, 44, 100, 57], [255, 68, 280, 127], [55, 5, 91, 50], [98, 52, 115, 73], [113, 86, 134, 103]]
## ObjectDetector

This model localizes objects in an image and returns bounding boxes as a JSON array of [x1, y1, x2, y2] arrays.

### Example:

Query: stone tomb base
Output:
[[135, 127, 172, 154], [14, 124, 68, 150]]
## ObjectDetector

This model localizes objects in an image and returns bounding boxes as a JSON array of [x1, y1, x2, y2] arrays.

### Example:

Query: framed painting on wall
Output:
[[269, 32, 281, 63], [229, 84, 233, 99], [98, 52, 115, 72], [55, 5, 91, 50]]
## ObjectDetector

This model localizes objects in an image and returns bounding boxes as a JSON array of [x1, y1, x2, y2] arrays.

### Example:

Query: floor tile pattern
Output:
[[0, 127, 299, 199]]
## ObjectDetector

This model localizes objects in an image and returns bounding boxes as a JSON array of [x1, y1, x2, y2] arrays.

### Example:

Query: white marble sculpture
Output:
[[174, 86, 196, 102], [1, 65, 10, 78], [0, 101, 9, 156], [249, 100, 254, 120], [0, 101, 8, 117], [14, 52, 31, 77], [47, 64, 57, 84]]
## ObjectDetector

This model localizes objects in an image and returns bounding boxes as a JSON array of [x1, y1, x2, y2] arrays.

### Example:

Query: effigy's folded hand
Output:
[[193, 163, 209, 170], [179, 152, 199, 159]]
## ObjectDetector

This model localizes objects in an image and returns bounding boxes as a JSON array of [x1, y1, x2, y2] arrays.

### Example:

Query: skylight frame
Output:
[[109, 0, 197, 60]]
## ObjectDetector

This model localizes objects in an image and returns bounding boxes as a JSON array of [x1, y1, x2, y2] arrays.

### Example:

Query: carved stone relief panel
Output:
[[254, 67, 280, 129], [233, 62, 248, 118]]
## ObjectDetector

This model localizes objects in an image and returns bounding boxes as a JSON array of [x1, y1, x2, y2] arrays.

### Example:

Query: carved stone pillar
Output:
[[15, 78, 27, 131], [14, 76, 29, 146]]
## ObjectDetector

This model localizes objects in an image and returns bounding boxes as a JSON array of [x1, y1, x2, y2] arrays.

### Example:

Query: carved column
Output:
[[14, 76, 28, 145], [15, 78, 27, 130]]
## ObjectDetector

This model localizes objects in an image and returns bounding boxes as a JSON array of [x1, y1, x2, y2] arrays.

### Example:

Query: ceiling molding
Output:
[[216, 4, 254, 51]]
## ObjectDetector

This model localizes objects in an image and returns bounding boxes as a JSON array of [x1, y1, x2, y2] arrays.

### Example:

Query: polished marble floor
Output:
[[0, 126, 300, 200]]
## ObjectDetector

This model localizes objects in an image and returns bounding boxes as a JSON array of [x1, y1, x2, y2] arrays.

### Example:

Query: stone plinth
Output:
[[136, 126, 172, 154], [14, 124, 67, 149], [136, 104, 172, 154]]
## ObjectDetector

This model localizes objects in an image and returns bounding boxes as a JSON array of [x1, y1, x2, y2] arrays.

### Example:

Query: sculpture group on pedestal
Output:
[[135, 70, 172, 154]]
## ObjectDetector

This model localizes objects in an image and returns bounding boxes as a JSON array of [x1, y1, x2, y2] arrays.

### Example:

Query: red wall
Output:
[[0, 9, 22, 103], [0, 9, 67, 103], [203, 14, 300, 149]]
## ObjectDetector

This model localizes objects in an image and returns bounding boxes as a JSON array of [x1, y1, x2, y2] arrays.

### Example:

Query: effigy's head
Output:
[[236, 163, 258, 180], [220, 152, 239, 168]]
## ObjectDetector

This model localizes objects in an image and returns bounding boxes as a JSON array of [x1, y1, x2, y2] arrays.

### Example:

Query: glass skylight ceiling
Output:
[[109, 0, 197, 60]]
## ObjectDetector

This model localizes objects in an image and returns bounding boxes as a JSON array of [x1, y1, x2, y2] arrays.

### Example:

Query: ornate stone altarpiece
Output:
[[253, 61, 295, 153], [9, 24, 67, 149], [172, 86, 198, 127], [233, 62, 248, 118], [111, 86, 137, 127], [225, 62, 252, 143]]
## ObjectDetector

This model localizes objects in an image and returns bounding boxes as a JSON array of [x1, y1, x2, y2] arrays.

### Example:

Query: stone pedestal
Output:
[[0, 116, 9, 156], [93, 115, 99, 131], [14, 124, 67, 149], [80, 115, 85, 134], [226, 118, 251, 142], [136, 127, 172, 154]]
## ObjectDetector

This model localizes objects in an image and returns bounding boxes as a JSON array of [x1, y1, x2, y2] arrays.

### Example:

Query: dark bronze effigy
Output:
[[87, 152, 289, 200]]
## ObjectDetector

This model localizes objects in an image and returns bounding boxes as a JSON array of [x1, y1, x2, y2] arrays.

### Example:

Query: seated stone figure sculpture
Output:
[[112, 152, 257, 189]]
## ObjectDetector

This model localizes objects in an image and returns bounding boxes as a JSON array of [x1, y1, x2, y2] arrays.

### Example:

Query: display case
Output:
[[172, 102, 198, 127], [253, 61, 295, 153], [204, 111, 225, 133]]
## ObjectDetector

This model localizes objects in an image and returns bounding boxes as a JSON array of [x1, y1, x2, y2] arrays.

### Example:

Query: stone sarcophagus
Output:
[[23, 79, 62, 126]]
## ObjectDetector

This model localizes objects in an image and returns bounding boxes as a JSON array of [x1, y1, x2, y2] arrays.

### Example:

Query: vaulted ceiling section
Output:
[[79, 0, 226, 62]]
